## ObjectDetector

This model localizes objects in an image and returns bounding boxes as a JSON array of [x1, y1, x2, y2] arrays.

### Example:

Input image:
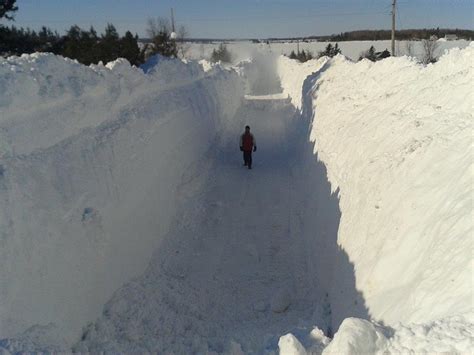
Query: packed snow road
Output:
[[75, 95, 328, 353]]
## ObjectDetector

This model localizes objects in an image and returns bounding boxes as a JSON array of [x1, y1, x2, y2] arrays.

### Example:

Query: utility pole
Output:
[[171, 8, 176, 33], [391, 0, 396, 56], [170, 8, 177, 40]]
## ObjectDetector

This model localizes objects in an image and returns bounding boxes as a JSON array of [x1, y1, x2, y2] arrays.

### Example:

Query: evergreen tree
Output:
[[63, 25, 82, 61], [325, 43, 333, 56], [317, 43, 342, 58], [359, 45, 376, 62], [38, 26, 51, 43], [146, 17, 178, 58], [62, 26, 100, 64], [288, 49, 313, 63], [318, 43, 332, 58], [368, 46, 376, 61], [99, 23, 120, 63], [80, 27, 100, 64], [151, 30, 177, 58], [0, 0, 17, 20], [119, 31, 141, 65], [299, 50, 307, 62], [210, 43, 232, 63], [378, 49, 391, 60], [1, 18, 144, 65]]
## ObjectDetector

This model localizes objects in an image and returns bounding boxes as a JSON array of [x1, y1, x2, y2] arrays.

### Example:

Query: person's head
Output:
[[245, 125, 250, 133]]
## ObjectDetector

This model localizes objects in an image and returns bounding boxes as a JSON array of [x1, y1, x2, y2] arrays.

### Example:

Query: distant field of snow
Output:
[[185, 39, 471, 62]]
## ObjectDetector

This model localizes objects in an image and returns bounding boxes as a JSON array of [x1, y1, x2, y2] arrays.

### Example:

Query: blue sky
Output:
[[4, 0, 474, 38]]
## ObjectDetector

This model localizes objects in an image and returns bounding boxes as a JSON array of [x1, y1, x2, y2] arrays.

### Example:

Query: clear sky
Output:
[[3, 0, 473, 38]]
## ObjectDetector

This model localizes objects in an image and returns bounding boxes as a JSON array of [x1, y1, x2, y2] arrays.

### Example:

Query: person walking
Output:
[[240, 125, 257, 169]]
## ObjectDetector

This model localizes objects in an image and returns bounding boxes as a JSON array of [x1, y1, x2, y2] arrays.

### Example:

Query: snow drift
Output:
[[0, 53, 244, 345], [277, 44, 474, 352], [0, 41, 472, 353]]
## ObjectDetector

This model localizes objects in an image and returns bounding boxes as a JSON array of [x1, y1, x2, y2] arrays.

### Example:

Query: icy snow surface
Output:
[[1, 42, 473, 354]]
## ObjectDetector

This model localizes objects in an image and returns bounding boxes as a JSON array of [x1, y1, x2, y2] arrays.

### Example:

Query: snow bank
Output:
[[278, 43, 474, 351], [0, 53, 244, 345], [324, 314, 473, 354], [277, 56, 328, 110]]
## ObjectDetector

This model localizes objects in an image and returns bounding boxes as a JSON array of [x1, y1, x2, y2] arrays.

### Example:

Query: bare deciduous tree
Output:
[[145, 18, 190, 59], [145, 17, 177, 58], [146, 17, 170, 39], [422, 38, 439, 64]]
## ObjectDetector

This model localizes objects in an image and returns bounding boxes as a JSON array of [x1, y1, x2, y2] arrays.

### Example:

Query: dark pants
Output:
[[243, 150, 252, 168]]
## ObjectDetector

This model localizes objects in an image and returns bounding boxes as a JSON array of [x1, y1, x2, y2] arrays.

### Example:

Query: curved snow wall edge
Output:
[[277, 44, 473, 329], [0, 54, 245, 343]]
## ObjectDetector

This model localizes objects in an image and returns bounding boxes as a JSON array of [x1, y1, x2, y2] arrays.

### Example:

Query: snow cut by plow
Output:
[[275, 43, 474, 353], [0, 42, 473, 354]]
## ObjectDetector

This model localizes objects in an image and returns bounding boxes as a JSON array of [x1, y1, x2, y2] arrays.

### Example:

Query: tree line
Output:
[[287, 43, 342, 63], [0, 0, 189, 65], [287, 40, 438, 65], [0, 24, 144, 65], [322, 28, 473, 42]]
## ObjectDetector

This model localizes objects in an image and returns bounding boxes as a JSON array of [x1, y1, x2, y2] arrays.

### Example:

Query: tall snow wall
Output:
[[0, 54, 244, 344], [277, 44, 473, 331]]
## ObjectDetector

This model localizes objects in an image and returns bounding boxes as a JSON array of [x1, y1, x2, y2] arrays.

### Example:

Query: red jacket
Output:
[[240, 132, 256, 152]]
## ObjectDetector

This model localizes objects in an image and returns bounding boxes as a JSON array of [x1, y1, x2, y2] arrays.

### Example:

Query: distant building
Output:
[[444, 34, 458, 41]]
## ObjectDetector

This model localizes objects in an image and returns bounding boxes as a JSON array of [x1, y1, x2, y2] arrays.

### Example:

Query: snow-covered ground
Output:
[[73, 95, 333, 353], [185, 39, 471, 63], [0, 41, 473, 354]]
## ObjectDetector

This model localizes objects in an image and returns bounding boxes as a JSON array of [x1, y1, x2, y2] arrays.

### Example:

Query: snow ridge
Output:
[[277, 43, 474, 353], [0, 54, 244, 347]]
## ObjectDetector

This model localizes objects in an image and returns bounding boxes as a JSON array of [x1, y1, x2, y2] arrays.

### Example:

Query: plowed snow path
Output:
[[77, 97, 323, 353]]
